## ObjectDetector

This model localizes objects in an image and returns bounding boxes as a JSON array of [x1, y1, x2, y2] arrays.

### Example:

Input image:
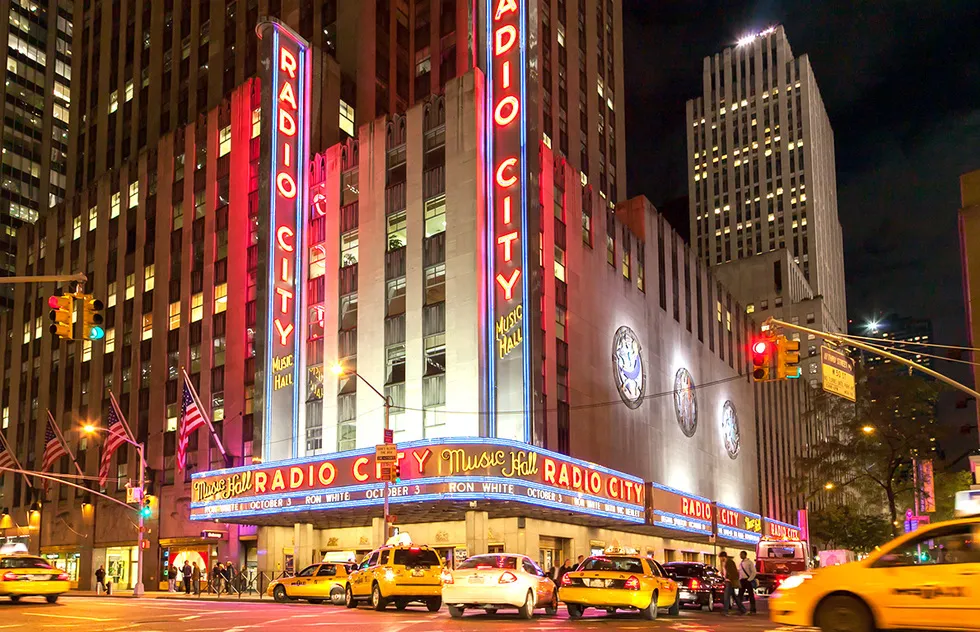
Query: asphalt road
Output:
[[0, 596, 815, 631]]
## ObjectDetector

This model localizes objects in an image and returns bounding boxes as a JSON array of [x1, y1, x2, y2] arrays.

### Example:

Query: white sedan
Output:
[[443, 553, 559, 619]]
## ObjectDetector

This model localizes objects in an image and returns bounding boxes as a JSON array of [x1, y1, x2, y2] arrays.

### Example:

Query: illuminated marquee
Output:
[[485, 0, 531, 442], [647, 482, 714, 536], [763, 517, 802, 540], [257, 20, 311, 461], [190, 438, 645, 524], [714, 502, 763, 544]]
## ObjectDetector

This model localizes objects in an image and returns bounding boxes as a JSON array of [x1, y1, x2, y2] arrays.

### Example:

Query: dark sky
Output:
[[622, 1, 980, 350]]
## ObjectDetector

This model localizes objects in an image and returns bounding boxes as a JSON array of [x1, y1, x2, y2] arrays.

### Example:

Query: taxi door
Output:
[[290, 565, 318, 598], [870, 522, 980, 629], [353, 552, 379, 597], [650, 560, 677, 607], [311, 564, 339, 596]]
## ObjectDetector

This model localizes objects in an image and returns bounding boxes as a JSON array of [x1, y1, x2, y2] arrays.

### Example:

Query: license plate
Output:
[[26, 575, 47, 581], [587, 579, 607, 588], [467, 576, 485, 584], [411, 569, 424, 577]]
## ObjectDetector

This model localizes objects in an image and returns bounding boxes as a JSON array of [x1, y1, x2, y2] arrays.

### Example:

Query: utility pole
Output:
[[383, 397, 391, 541], [134, 441, 146, 597], [0, 273, 87, 285]]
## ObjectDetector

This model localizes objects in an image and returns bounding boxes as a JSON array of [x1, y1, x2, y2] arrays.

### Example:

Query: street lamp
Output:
[[331, 362, 394, 540], [861, 425, 875, 435], [82, 424, 147, 597], [823, 481, 835, 491]]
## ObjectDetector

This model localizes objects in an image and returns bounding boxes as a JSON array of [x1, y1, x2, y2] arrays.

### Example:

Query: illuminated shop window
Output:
[[129, 180, 139, 208], [142, 314, 153, 341], [144, 264, 155, 292], [168, 302, 181, 330], [554, 245, 566, 282], [340, 230, 358, 266], [219, 125, 232, 157], [191, 293, 204, 322], [110, 192, 121, 219], [386, 210, 407, 251], [213, 284, 227, 313], [424, 197, 446, 237]]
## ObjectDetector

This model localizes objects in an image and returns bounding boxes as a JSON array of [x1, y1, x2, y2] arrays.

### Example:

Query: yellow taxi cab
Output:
[[0, 551, 71, 603], [771, 515, 980, 631], [559, 546, 679, 620], [344, 533, 444, 612], [267, 561, 352, 605]]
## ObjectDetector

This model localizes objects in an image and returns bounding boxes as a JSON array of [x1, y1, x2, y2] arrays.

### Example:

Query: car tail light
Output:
[[624, 575, 640, 590], [560, 573, 573, 587], [690, 578, 700, 590], [409, 546, 420, 553], [441, 569, 454, 585], [56, 573, 70, 581], [498, 571, 518, 584], [2, 572, 18, 582]]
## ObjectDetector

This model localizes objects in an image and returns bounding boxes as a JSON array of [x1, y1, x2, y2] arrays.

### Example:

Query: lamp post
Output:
[[83, 424, 147, 597], [332, 363, 393, 540]]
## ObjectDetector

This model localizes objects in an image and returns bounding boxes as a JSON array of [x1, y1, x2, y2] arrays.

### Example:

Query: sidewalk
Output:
[[70, 589, 271, 603]]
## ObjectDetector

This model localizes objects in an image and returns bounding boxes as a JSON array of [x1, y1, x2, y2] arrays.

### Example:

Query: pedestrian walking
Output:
[[214, 562, 225, 594], [168, 563, 178, 592], [225, 561, 236, 593], [719, 552, 745, 616], [95, 565, 107, 594], [556, 558, 573, 585], [182, 560, 192, 594], [192, 562, 202, 595], [738, 550, 758, 614]]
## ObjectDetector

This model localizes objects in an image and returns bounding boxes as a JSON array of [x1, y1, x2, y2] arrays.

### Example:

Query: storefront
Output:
[[105, 546, 138, 590], [159, 537, 220, 591], [39, 548, 82, 587]]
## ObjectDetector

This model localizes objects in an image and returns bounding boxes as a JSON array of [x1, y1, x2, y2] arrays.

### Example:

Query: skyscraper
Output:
[[0, 0, 74, 307], [686, 25, 846, 334]]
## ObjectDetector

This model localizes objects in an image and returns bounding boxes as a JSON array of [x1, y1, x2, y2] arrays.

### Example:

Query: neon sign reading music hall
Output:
[[258, 20, 310, 461], [485, 0, 532, 442]]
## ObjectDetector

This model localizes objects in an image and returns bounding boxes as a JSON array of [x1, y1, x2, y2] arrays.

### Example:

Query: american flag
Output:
[[176, 380, 206, 472], [41, 417, 68, 473], [98, 402, 128, 487], [0, 442, 14, 470]]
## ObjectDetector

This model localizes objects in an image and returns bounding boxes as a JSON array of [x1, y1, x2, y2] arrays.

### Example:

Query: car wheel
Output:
[[702, 593, 714, 611], [519, 590, 534, 620], [668, 596, 680, 616], [448, 605, 465, 618], [815, 595, 874, 632], [485, 607, 497, 615], [567, 603, 584, 619], [395, 600, 408, 611], [45, 595, 59, 604], [640, 591, 659, 621], [426, 597, 442, 612], [371, 583, 387, 611], [544, 590, 558, 615], [344, 585, 357, 609], [273, 585, 289, 603], [9, 596, 20, 603], [330, 586, 345, 605]]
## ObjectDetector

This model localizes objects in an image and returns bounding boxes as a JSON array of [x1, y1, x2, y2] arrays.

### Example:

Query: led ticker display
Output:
[[190, 438, 645, 524], [714, 502, 763, 544], [257, 20, 311, 461], [485, 0, 532, 442], [647, 482, 714, 536], [763, 517, 802, 540]]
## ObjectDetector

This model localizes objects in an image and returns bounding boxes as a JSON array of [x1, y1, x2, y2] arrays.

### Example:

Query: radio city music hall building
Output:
[[0, 3, 801, 589]]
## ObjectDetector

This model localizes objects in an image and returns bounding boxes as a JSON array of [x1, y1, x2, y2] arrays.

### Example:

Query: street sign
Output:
[[821, 346, 856, 401], [376, 443, 398, 462], [126, 486, 142, 504], [383, 429, 394, 444]]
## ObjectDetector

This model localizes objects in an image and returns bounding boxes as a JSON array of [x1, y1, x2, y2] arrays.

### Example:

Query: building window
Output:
[[82, 340, 92, 362], [219, 125, 232, 156], [142, 314, 153, 340], [1, 407, 8, 430], [386, 278, 406, 316], [214, 284, 227, 313], [110, 192, 121, 219], [190, 345, 202, 373], [424, 264, 446, 305], [806, 312, 815, 324], [556, 306, 567, 341], [129, 181, 139, 208], [339, 100, 355, 137], [73, 215, 81, 240], [172, 201, 183, 230], [746, 303, 755, 314], [143, 264, 155, 292], [251, 108, 261, 139], [386, 210, 407, 251], [88, 206, 98, 231], [108, 90, 119, 113], [339, 293, 357, 330], [424, 197, 446, 237], [310, 244, 326, 279], [341, 230, 358, 266], [124, 273, 135, 301], [107, 282, 118, 308], [104, 328, 116, 354], [760, 299, 768, 310], [169, 302, 181, 330], [637, 248, 645, 292], [385, 344, 406, 385], [775, 296, 783, 307], [213, 336, 226, 367], [191, 293, 204, 322]]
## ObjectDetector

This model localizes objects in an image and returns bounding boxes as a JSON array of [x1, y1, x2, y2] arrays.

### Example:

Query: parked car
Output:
[[662, 562, 725, 610], [267, 562, 350, 604], [443, 553, 558, 619], [559, 547, 679, 620]]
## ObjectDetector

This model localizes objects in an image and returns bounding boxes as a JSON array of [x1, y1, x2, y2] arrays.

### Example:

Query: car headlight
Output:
[[777, 574, 812, 590]]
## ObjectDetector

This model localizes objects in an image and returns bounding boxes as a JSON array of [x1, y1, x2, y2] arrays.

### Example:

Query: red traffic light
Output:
[[752, 341, 769, 355], [48, 296, 61, 309]]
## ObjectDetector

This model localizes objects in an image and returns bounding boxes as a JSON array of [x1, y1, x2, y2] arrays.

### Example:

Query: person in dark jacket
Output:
[[556, 558, 574, 584], [192, 562, 202, 595], [719, 552, 745, 616], [182, 561, 192, 594], [95, 565, 107, 594]]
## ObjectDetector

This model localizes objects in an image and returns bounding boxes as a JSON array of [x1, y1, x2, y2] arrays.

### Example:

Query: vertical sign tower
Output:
[[484, 0, 534, 443], [255, 19, 311, 461]]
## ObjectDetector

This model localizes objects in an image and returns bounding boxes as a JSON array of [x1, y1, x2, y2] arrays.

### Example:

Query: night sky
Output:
[[622, 1, 980, 351]]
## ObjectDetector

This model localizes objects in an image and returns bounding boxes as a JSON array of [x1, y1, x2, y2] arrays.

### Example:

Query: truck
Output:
[[755, 537, 810, 594]]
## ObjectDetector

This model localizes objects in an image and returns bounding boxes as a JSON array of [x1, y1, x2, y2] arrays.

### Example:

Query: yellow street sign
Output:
[[821, 346, 855, 401], [376, 443, 398, 462]]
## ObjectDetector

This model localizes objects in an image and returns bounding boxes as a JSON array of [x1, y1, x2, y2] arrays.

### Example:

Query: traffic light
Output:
[[140, 496, 152, 519], [393, 463, 401, 484], [751, 336, 775, 381], [776, 335, 801, 379], [75, 294, 105, 341], [48, 293, 75, 340]]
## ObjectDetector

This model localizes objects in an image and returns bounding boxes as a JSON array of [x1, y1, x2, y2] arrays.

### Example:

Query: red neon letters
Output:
[[272, 45, 299, 349]]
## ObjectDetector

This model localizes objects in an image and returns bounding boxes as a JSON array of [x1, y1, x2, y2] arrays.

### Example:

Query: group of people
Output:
[[718, 550, 758, 616], [163, 560, 246, 595], [547, 554, 585, 583]]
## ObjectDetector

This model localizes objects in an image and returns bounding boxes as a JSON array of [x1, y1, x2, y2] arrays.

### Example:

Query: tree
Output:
[[896, 469, 975, 524], [794, 371, 943, 537], [809, 504, 892, 553]]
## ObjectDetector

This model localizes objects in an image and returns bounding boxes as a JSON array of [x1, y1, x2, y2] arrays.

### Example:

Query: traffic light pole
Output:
[[0, 273, 87, 284], [134, 441, 146, 597], [765, 317, 980, 399], [383, 398, 391, 542]]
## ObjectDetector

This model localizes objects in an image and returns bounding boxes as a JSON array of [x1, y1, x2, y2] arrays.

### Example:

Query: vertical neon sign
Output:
[[257, 19, 310, 461], [485, 0, 531, 442]]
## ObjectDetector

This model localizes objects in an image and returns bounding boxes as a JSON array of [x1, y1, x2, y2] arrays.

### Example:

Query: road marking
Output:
[[179, 615, 202, 621], [25, 612, 116, 622]]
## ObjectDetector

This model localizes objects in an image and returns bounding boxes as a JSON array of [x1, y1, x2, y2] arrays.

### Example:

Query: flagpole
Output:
[[181, 368, 229, 461], [107, 390, 138, 444], [0, 428, 34, 490], [46, 409, 85, 478]]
